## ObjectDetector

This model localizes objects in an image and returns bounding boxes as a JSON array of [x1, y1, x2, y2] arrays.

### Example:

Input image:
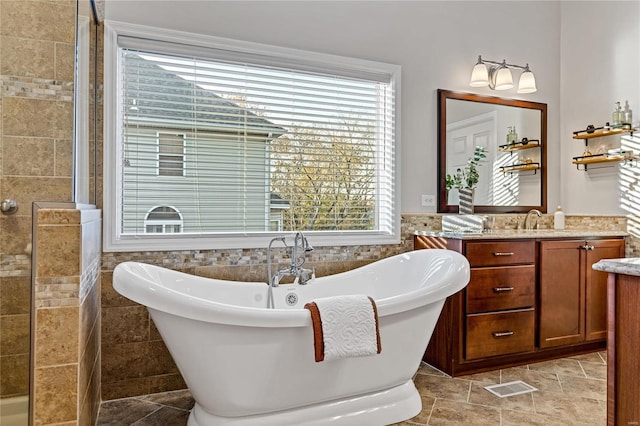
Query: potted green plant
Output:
[[445, 146, 486, 214]]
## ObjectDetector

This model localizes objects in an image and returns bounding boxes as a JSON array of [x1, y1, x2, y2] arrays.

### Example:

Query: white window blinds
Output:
[[105, 24, 399, 250]]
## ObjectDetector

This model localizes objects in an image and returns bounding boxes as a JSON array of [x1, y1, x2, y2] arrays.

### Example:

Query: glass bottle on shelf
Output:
[[612, 102, 623, 127], [624, 100, 632, 128], [507, 126, 518, 144]]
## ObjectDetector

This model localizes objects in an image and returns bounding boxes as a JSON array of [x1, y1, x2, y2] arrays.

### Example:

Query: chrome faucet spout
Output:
[[266, 232, 315, 308], [524, 209, 542, 230], [291, 232, 314, 283]]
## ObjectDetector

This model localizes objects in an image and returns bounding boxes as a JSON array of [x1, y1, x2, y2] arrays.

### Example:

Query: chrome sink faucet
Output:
[[524, 209, 542, 230]]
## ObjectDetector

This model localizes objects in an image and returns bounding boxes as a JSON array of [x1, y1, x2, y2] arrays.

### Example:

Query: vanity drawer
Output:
[[465, 240, 535, 267], [467, 265, 536, 313], [465, 309, 535, 360]]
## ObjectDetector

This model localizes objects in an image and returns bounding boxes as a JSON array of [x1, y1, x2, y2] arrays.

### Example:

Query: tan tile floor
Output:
[[97, 352, 607, 425]]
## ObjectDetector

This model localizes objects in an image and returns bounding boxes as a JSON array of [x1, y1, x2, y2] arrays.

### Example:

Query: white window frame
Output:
[[103, 21, 401, 252]]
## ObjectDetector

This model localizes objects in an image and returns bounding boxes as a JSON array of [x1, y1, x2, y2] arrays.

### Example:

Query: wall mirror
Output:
[[437, 89, 547, 213]]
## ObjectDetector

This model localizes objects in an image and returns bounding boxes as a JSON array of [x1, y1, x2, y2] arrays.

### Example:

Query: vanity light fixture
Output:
[[470, 55, 537, 94]]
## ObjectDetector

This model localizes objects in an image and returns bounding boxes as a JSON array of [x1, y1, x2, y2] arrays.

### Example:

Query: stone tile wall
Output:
[[0, 0, 74, 403], [1, 2, 103, 425], [33, 205, 101, 425]]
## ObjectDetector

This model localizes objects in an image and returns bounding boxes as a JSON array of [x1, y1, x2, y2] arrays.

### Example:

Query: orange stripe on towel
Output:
[[304, 301, 325, 362], [368, 297, 382, 356], [304, 297, 381, 363]]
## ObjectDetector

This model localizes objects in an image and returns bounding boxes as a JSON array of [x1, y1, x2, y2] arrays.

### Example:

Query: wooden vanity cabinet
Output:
[[420, 237, 537, 375], [539, 238, 625, 348], [464, 241, 536, 360], [417, 234, 623, 376]]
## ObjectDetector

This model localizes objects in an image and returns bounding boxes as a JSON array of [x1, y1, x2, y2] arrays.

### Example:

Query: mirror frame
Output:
[[437, 89, 548, 213]]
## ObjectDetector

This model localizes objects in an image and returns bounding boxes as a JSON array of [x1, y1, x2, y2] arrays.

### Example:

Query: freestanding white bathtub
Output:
[[113, 249, 470, 426]]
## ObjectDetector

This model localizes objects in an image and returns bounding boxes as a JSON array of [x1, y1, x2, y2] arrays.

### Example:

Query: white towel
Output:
[[305, 294, 381, 362]]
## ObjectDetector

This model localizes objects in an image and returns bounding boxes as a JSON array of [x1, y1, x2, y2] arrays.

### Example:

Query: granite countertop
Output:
[[592, 258, 640, 277], [414, 229, 629, 240]]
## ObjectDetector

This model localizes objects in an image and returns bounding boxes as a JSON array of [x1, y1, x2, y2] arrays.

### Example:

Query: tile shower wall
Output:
[[33, 206, 102, 425], [0, 0, 74, 403], [1, 1, 103, 425], [99, 212, 629, 400]]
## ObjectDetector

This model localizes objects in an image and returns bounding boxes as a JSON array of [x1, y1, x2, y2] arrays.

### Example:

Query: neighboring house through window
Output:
[[144, 206, 183, 233], [104, 21, 400, 251]]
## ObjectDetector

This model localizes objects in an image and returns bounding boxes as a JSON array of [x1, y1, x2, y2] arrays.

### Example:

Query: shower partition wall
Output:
[[0, 0, 76, 423], [0, 1, 100, 425]]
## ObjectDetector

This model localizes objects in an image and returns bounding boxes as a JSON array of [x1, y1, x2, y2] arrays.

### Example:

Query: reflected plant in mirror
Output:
[[437, 89, 547, 213], [445, 146, 487, 190]]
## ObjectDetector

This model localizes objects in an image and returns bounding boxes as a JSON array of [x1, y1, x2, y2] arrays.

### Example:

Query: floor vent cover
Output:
[[484, 380, 538, 398]]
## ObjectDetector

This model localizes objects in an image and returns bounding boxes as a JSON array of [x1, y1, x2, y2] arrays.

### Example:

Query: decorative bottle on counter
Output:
[[554, 206, 565, 230]]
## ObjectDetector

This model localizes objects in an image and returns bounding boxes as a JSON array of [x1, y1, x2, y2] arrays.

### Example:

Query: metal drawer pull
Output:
[[492, 331, 515, 338], [493, 252, 514, 256], [493, 286, 515, 293]]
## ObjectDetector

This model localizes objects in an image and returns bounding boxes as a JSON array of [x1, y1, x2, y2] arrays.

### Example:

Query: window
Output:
[[157, 133, 185, 176], [144, 206, 183, 233], [104, 22, 400, 251]]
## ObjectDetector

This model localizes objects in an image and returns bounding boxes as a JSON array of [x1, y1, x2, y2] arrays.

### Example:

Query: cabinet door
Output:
[[539, 240, 584, 348], [585, 239, 625, 341], [540, 238, 625, 348]]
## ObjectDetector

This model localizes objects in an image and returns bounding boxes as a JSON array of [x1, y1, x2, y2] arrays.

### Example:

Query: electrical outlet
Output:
[[421, 194, 435, 207]]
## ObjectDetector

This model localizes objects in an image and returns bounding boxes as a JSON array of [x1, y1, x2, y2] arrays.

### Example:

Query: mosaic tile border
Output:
[[0, 254, 31, 277], [101, 213, 630, 272], [1, 75, 74, 102]]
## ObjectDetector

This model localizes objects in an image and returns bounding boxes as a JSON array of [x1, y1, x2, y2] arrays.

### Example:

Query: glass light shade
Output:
[[517, 70, 537, 93], [494, 67, 514, 90], [469, 63, 489, 87]]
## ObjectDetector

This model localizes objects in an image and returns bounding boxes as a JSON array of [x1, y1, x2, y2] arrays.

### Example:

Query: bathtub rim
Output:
[[113, 249, 470, 328]]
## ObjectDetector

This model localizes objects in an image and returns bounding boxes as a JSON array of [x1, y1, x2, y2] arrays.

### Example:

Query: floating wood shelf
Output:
[[498, 140, 541, 152], [572, 127, 635, 140], [500, 163, 540, 174], [572, 152, 636, 171]]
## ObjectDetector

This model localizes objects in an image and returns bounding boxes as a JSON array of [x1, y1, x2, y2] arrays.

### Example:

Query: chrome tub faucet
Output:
[[266, 232, 315, 308]]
